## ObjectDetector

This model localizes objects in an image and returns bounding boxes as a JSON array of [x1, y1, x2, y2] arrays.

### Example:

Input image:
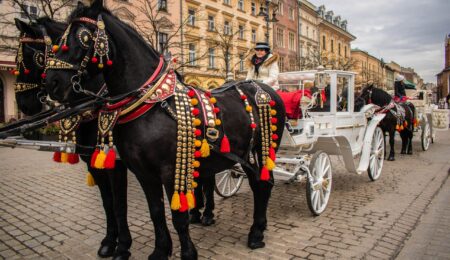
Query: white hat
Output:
[[395, 75, 405, 82]]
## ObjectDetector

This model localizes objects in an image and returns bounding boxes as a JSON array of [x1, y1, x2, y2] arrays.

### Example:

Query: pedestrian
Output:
[[394, 75, 407, 102], [246, 42, 280, 90]]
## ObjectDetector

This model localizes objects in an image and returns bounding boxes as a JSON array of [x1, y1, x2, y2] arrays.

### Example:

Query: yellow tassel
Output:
[[396, 124, 400, 130], [194, 140, 202, 147], [171, 191, 181, 210], [86, 172, 96, 187], [271, 125, 277, 131], [210, 97, 217, 104], [94, 150, 106, 169], [215, 119, 222, 126], [271, 142, 277, 148], [266, 157, 275, 171], [192, 181, 198, 188], [61, 152, 68, 163], [186, 190, 195, 209], [270, 109, 277, 116], [200, 139, 210, 157], [191, 98, 198, 106]]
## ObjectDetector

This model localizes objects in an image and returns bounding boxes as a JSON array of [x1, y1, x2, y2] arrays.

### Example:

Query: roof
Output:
[[404, 79, 416, 89]]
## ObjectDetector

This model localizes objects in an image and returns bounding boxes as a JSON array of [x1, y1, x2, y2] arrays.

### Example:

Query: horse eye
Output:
[[77, 28, 92, 49], [34, 51, 45, 68]]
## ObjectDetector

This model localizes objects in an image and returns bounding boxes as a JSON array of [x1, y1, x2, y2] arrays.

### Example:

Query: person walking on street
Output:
[[246, 42, 280, 90]]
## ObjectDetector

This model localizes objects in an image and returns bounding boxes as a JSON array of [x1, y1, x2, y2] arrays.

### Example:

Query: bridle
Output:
[[46, 14, 166, 103]]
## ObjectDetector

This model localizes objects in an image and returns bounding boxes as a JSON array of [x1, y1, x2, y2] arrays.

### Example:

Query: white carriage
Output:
[[215, 69, 386, 215], [405, 89, 449, 151]]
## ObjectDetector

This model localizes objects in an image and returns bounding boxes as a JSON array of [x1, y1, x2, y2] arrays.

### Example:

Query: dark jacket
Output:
[[394, 81, 406, 98]]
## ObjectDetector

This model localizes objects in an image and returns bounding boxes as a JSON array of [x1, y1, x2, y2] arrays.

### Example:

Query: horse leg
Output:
[[407, 130, 414, 154], [400, 130, 408, 154], [387, 130, 396, 161], [162, 179, 197, 259], [108, 161, 132, 260], [189, 180, 204, 224], [136, 175, 173, 260], [89, 167, 118, 258], [244, 166, 273, 249], [201, 176, 215, 226]]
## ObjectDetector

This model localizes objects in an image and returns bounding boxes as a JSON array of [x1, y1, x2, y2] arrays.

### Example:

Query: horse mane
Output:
[[32, 16, 66, 41]]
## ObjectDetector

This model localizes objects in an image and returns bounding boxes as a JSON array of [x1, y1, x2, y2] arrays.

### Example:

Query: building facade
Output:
[[273, 0, 299, 72], [351, 49, 384, 90], [436, 33, 450, 101], [298, 0, 319, 70], [316, 5, 355, 71]]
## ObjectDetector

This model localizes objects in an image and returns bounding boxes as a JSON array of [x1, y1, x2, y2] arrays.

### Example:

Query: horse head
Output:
[[14, 18, 58, 115], [45, 0, 161, 103]]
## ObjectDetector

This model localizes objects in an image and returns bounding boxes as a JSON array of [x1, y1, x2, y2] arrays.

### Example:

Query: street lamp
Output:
[[258, 0, 278, 44]]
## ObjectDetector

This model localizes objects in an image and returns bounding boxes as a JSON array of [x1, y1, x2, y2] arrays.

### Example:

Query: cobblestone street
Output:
[[0, 130, 449, 259]]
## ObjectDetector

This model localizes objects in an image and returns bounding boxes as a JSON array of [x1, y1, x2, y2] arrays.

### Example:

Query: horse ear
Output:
[[76, 1, 85, 9], [91, 0, 104, 11], [15, 18, 35, 36]]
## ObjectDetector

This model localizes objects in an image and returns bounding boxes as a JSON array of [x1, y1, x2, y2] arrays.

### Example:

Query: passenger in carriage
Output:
[[394, 75, 408, 102], [246, 42, 279, 90]]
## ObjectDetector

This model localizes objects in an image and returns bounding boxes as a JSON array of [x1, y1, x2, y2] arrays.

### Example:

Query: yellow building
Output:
[[351, 49, 386, 90], [298, 0, 320, 70], [182, 0, 271, 89], [316, 5, 355, 71]]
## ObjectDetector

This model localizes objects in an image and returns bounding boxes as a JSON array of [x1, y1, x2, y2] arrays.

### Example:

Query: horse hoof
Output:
[[400, 151, 406, 154], [407, 150, 413, 155], [201, 216, 215, 226], [112, 251, 131, 260], [387, 156, 395, 161], [248, 240, 265, 249], [97, 243, 116, 258]]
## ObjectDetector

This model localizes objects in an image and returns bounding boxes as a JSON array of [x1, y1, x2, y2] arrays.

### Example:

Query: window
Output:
[[288, 32, 295, 51], [158, 32, 168, 54], [278, 2, 284, 15], [251, 2, 256, 15], [238, 0, 244, 11], [158, 0, 167, 11], [289, 59, 296, 71], [188, 43, 196, 66], [338, 43, 341, 56], [224, 0, 230, 5], [306, 26, 309, 38], [251, 29, 256, 42], [331, 39, 334, 53], [188, 9, 195, 26], [279, 56, 285, 72], [20, 5, 38, 19], [224, 21, 231, 35], [239, 54, 245, 72], [289, 7, 294, 20], [208, 15, 215, 31], [313, 30, 316, 40], [344, 46, 348, 58], [276, 28, 284, 48], [208, 48, 215, 68], [238, 25, 244, 39], [322, 35, 326, 50]]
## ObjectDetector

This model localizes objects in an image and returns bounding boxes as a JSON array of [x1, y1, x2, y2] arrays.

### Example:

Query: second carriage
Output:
[[215, 69, 386, 215]]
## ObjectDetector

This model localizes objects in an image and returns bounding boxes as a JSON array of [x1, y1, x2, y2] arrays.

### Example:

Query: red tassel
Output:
[[53, 151, 61, 162], [104, 148, 116, 169], [269, 147, 276, 161], [260, 166, 270, 181], [68, 153, 79, 164], [220, 135, 230, 153], [179, 192, 189, 212], [90, 148, 100, 168]]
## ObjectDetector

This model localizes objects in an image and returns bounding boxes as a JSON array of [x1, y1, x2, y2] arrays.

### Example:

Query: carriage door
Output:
[[346, 75, 365, 153], [0, 78, 4, 123]]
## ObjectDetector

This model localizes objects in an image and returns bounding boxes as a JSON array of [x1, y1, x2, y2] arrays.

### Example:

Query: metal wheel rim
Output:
[[215, 168, 244, 198], [308, 153, 332, 214], [369, 128, 384, 180], [422, 123, 431, 151]]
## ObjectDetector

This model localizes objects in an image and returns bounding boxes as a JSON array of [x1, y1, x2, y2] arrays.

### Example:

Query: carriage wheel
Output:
[[214, 165, 245, 198], [306, 151, 332, 216], [368, 127, 384, 181], [421, 121, 432, 151]]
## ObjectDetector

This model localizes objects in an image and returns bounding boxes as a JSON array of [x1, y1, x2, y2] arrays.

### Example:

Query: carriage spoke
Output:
[[217, 172, 228, 188]]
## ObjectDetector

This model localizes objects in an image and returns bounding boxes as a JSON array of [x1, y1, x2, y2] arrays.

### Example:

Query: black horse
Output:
[[359, 84, 415, 160], [44, 1, 286, 259], [14, 18, 131, 260]]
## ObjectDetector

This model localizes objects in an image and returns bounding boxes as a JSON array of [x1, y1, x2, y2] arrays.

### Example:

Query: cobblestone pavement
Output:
[[0, 130, 449, 260]]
